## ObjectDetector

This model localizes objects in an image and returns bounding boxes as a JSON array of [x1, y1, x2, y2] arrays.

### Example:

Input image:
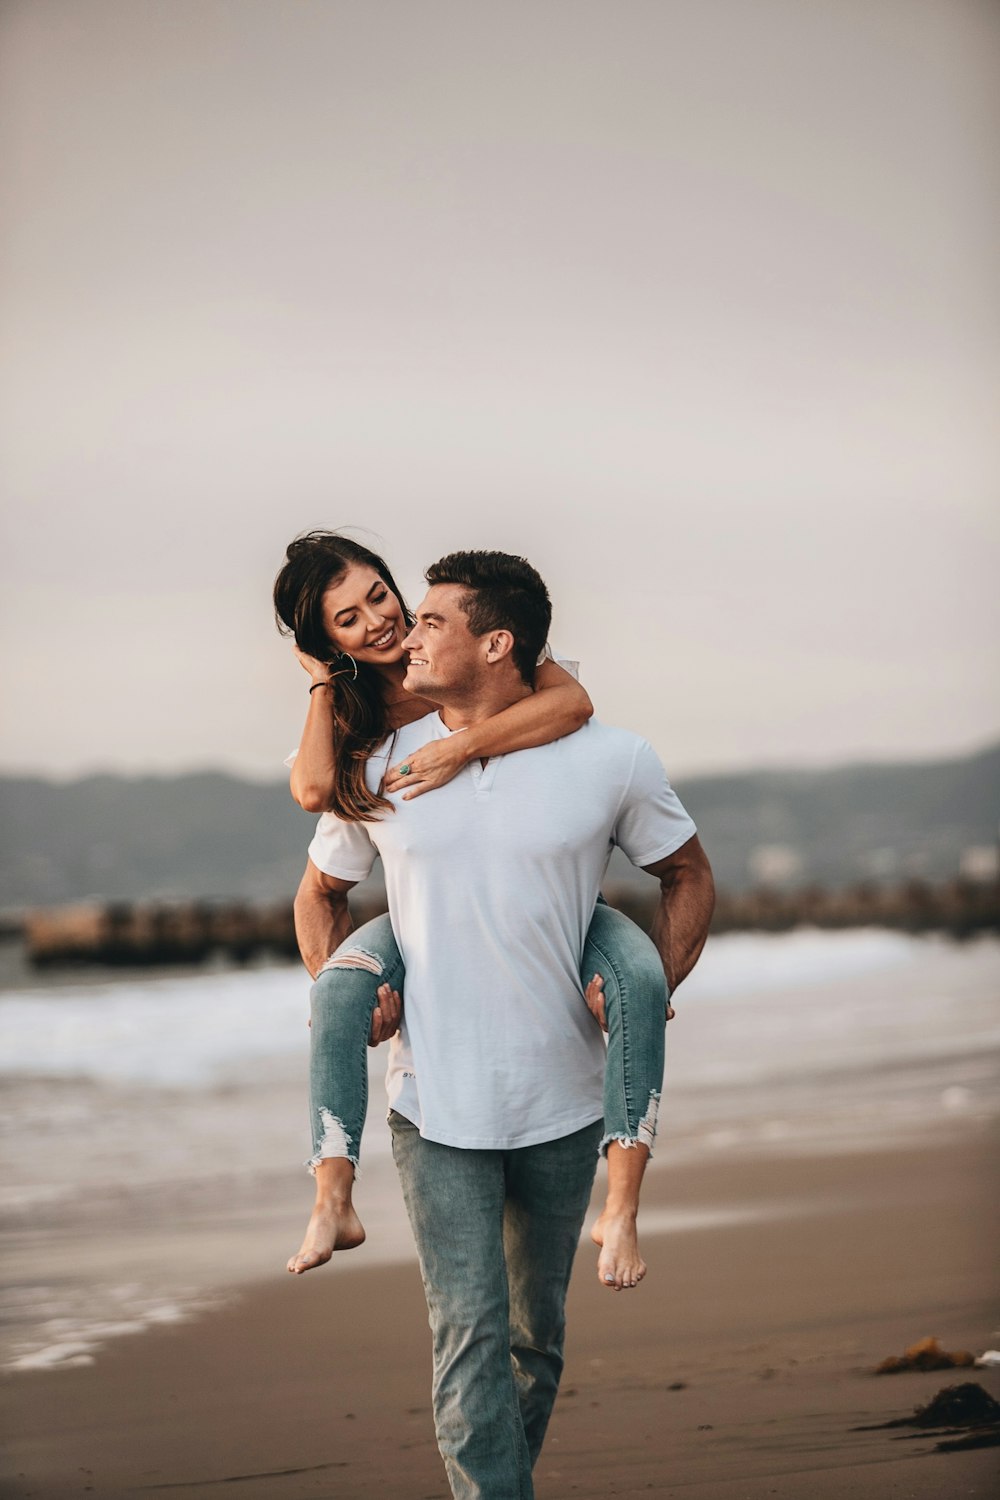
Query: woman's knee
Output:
[[584, 904, 666, 999], [313, 912, 404, 1005], [328, 911, 400, 971]]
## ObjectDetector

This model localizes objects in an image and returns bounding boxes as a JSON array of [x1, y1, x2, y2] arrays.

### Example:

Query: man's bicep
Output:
[[642, 833, 710, 883]]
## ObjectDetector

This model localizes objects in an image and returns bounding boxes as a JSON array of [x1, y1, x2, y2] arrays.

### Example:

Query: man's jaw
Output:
[[403, 657, 430, 692]]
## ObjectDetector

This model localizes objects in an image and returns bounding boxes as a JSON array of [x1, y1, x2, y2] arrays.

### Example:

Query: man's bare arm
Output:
[[643, 833, 715, 996], [294, 858, 356, 979], [294, 859, 400, 1044]]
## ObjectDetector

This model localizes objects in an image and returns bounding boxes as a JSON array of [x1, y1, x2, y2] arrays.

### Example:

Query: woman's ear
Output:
[[484, 629, 515, 663]]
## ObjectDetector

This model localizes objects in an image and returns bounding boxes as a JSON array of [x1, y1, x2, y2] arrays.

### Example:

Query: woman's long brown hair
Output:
[[273, 531, 413, 822]]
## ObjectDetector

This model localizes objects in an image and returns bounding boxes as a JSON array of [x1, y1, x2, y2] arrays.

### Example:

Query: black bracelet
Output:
[[308, 681, 331, 694]]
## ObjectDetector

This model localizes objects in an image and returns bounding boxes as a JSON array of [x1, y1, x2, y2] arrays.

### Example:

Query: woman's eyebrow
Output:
[[333, 581, 383, 621]]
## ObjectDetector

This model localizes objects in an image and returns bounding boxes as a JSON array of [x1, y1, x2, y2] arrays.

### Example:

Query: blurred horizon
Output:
[[2, 726, 999, 788], [3, 739, 997, 910], [2, 0, 998, 782]]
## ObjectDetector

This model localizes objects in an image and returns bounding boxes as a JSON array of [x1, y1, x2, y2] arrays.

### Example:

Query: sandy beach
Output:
[[3, 931, 998, 1497], [3, 1130, 999, 1499]]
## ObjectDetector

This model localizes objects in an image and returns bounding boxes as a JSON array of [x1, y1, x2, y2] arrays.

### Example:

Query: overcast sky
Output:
[[2, 0, 997, 782]]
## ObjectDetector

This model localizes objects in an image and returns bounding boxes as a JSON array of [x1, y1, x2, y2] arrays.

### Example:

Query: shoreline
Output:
[[3, 1131, 998, 1498], [5, 928, 998, 1381]]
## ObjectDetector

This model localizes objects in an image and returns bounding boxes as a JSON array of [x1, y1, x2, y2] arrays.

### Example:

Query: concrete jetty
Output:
[[22, 895, 387, 968], [19, 879, 998, 968]]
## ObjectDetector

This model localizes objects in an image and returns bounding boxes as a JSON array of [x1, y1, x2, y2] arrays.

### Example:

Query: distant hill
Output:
[[614, 739, 1000, 895], [1, 743, 997, 910], [0, 773, 320, 910]]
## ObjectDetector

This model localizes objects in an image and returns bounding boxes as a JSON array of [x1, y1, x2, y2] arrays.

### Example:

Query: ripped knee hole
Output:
[[319, 947, 385, 978]]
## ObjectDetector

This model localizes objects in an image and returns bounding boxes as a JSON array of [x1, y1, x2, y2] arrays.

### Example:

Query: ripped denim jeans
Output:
[[305, 903, 668, 1174]]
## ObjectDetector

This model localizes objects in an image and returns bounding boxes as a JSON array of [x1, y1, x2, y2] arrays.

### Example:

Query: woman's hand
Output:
[[384, 736, 470, 799], [294, 644, 330, 684]]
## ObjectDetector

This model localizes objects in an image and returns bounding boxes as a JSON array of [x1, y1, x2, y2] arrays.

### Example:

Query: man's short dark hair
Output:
[[424, 551, 552, 684]]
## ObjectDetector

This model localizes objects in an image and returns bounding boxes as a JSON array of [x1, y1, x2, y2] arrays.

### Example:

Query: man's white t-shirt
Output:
[[308, 714, 697, 1151]]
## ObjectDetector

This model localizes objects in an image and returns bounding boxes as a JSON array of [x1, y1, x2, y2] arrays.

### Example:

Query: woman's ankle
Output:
[[312, 1157, 357, 1206]]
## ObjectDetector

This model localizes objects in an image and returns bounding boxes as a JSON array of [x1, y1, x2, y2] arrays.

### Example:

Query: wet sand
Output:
[[3, 1131, 999, 1498]]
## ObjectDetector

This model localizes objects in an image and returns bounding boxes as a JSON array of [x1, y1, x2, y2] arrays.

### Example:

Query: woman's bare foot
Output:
[[593, 1139, 650, 1290], [287, 1158, 365, 1273], [590, 1207, 646, 1290], [287, 1198, 365, 1273]]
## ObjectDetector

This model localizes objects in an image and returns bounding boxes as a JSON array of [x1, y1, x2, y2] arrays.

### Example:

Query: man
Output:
[[295, 551, 714, 1500]]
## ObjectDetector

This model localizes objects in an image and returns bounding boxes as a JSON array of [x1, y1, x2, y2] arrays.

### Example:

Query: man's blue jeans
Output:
[[389, 1110, 603, 1500]]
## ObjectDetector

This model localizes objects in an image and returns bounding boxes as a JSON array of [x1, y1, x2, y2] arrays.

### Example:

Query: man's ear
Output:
[[484, 629, 515, 664]]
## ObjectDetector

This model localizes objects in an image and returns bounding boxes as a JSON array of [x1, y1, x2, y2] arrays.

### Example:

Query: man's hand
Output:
[[584, 972, 674, 1032], [369, 983, 402, 1046], [308, 975, 401, 1040], [384, 735, 469, 799], [584, 973, 607, 1031]]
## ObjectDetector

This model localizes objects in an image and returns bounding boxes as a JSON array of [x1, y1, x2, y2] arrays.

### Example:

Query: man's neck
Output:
[[438, 680, 532, 731]]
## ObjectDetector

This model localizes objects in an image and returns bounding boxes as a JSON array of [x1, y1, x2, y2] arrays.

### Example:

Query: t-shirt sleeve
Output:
[[307, 811, 379, 884], [538, 642, 580, 681], [614, 739, 698, 869]]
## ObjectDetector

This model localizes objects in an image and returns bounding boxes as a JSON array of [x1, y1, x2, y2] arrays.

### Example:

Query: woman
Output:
[[274, 531, 670, 1291]]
